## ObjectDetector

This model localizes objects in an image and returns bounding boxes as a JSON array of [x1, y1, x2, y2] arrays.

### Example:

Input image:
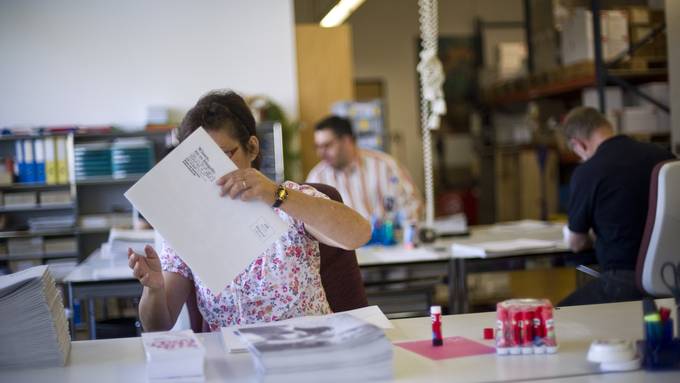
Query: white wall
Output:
[[349, 0, 525, 188], [0, 0, 298, 127], [667, 0, 680, 154]]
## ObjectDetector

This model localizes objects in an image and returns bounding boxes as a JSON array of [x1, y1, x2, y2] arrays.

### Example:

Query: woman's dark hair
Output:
[[178, 90, 260, 169]]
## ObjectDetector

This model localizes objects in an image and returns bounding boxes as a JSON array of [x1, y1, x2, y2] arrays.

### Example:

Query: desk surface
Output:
[[65, 221, 570, 280], [358, 221, 569, 266], [2, 299, 677, 383]]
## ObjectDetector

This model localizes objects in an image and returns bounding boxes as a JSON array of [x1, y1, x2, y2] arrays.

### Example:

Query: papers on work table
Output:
[[488, 219, 554, 232], [0, 266, 71, 368], [221, 305, 393, 353], [426, 213, 468, 236], [125, 128, 289, 293], [235, 313, 393, 383], [451, 238, 557, 258], [100, 228, 155, 259]]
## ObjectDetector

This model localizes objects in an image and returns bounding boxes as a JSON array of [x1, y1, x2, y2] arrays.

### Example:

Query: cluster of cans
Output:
[[495, 299, 558, 355]]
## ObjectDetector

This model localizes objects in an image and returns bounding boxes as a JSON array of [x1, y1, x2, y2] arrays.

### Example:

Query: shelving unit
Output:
[[475, 0, 670, 223], [0, 252, 79, 261], [75, 176, 143, 186], [0, 129, 170, 276], [0, 229, 78, 239]]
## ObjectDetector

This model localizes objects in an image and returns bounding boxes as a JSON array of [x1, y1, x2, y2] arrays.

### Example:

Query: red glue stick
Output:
[[431, 305, 443, 346]]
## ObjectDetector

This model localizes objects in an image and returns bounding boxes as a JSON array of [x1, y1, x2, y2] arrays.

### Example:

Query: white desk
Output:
[[2, 299, 677, 383], [64, 250, 141, 340], [358, 222, 595, 314], [443, 222, 591, 313], [64, 221, 592, 340]]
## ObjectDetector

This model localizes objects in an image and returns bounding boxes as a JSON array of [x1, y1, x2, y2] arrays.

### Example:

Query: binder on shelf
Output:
[[14, 141, 23, 183], [21, 139, 36, 183], [44, 137, 58, 185], [55, 136, 69, 184], [34, 138, 46, 184]]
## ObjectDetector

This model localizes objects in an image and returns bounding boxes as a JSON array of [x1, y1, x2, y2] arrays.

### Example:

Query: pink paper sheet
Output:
[[395, 336, 496, 361]]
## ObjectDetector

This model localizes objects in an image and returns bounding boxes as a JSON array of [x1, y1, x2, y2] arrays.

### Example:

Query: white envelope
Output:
[[125, 128, 290, 293]]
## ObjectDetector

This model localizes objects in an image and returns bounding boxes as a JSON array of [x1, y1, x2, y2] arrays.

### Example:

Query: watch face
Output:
[[277, 187, 287, 200]]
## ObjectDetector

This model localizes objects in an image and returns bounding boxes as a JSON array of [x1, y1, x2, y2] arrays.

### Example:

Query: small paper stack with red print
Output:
[[141, 330, 206, 381]]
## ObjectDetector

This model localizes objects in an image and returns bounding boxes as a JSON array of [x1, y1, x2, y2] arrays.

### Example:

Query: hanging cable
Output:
[[417, 0, 446, 240]]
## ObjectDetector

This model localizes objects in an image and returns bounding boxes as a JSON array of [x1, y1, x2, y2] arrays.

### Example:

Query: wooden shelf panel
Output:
[[486, 68, 668, 105]]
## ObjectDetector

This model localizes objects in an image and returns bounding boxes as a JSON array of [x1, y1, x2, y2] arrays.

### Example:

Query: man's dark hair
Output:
[[178, 90, 260, 169], [315, 115, 355, 141], [561, 106, 612, 140]]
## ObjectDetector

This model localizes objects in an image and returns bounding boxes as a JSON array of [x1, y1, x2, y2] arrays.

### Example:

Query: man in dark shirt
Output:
[[559, 107, 675, 306]]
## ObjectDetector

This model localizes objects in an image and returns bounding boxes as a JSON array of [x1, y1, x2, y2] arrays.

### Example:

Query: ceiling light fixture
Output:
[[319, 0, 366, 28]]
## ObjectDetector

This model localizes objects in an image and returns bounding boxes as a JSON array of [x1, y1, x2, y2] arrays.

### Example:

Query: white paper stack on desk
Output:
[[0, 265, 71, 368], [235, 314, 393, 383], [221, 305, 393, 354], [451, 238, 557, 258], [141, 330, 206, 381]]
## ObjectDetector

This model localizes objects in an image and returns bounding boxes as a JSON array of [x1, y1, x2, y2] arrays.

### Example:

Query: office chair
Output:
[[185, 183, 368, 332], [636, 160, 680, 297]]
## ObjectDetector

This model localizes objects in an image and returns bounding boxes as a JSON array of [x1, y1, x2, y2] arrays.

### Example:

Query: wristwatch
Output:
[[272, 184, 288, 208]]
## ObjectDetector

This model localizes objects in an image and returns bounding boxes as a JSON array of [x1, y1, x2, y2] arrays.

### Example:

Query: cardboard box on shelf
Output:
[[582, 87, 624, 113], [39, 190, 72, 206], [619, 106, 659, 135], [561, 8, 629, 66], [634, 82, 669, 108], [630, 25, 656, 57], [43, 237, 78, 255], [8, 237, 44, 256], [497, 42, 527, 80], [3, 191, 37, 207], [620, 6, 650, 25]]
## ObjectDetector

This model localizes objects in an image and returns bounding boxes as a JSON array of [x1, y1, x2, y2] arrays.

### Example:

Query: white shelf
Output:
[[0, 204, 75, 213], [0, 252, 79, 261]]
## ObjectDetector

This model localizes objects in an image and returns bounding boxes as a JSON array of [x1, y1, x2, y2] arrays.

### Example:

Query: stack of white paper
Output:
[[451, 238, 557, 258], [236, 314, 393, 383], [141, 330, 206, 381], [221, 305, 393, 354], [100, 228, 155, 259], [0, 265, 71, 368]]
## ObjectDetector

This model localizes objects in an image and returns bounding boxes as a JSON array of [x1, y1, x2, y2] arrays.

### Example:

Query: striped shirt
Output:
[[306, 149, 422, 222]]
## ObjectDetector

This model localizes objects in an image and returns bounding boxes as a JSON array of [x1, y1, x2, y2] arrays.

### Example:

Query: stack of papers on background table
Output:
[[451, 238, 557, 258], [100, 228, 155, 259], [235, 313, 393, 383], [141, 330, 206, 381], [0, 265, 71, 368]]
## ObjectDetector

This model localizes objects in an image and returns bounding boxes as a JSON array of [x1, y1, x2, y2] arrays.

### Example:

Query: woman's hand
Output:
[[128, 245, 164, 290], [216, 168, 278, 205]]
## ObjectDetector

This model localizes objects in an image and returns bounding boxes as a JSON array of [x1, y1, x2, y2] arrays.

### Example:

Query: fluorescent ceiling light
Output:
[[320, 0, 366, 28]]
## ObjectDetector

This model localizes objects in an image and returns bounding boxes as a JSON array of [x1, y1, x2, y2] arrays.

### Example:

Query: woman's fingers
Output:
[[139, 273, 151, 285], [133, 258, 149, 279], [240, 185, 258, 201]]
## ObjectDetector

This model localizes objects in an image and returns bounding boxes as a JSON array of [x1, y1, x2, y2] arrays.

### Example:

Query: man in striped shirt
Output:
[[306, 116, 423, 223]]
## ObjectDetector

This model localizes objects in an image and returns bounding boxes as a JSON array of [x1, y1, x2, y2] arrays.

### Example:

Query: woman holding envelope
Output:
[[128, 90, 371, 331]]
